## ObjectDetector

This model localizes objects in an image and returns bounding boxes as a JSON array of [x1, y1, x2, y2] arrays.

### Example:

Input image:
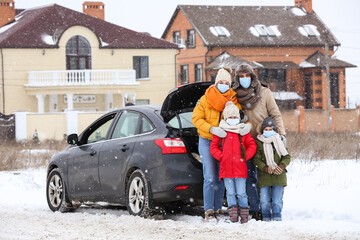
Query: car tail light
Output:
[[174, 185, 188, 190], [154, 138, 187, 154]]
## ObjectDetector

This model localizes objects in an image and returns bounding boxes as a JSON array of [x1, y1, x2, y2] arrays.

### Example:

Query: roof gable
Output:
[[164, 5, 340, 47], [206, 51, 260, 69], [0, 4, 178, 49], [300, 51, 357, 68]]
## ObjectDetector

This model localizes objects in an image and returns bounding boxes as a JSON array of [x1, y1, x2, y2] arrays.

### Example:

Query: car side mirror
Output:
[[67, 133, 79, 145]]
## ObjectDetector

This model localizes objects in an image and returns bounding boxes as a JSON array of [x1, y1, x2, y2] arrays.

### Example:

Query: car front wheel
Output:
[[126, 169, 152, 217], [46, 168, 72, 212]]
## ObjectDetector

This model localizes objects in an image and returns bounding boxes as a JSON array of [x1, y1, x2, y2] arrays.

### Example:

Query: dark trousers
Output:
[[246, 158, 260, 212]]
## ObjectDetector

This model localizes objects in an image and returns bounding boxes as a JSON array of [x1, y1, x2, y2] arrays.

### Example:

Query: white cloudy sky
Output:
[[14, 0, 360, 107]]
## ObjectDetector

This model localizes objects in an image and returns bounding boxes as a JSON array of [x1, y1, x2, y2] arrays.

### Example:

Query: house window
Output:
[[254, 25, 277, 37], [301, 25, 320, 37], [315, 89, 322, 94], [66, 36, 91, 70], [315, 71, 322, 76], [135, 99, 150, 105], [187, 29, 195, 48], [180, 65, 188, 84], [305, 73, 313, 109], [173, 31, 180, 44], [195, 64, 203, 82], [209, 26, 230, 37], [315, 98, 322, 102], [133, 56, 149, 79], [330, 73, 340, 108], [258, 69, 286, 91], [315, 80, 322, 85]]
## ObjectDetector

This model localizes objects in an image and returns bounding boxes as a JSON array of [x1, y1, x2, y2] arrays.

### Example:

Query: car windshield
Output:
[[168, 112, 195, 129]]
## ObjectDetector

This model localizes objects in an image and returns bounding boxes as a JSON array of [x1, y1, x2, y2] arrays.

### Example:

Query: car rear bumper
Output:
[[146, 154, 203, 203]]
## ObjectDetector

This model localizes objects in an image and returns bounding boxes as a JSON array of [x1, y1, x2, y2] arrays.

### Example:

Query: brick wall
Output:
[[282, 105, 360, 133]]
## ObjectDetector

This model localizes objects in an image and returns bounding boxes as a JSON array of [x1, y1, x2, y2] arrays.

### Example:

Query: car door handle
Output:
[[121, 145, 130, 152], [90, 150, 97, 156]]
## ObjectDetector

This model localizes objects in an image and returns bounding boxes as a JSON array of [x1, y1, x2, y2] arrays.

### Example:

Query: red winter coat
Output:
[[210, 132, 257, 179]]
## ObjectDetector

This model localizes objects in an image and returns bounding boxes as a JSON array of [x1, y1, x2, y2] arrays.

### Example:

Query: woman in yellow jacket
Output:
[[192, 67, 241, 221]]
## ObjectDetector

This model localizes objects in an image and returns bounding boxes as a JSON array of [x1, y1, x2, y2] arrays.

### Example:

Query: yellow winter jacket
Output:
[[192, 89, 242, 140]]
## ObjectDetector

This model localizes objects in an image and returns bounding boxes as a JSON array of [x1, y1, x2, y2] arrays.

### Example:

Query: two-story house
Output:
[[162, 0, 356, 109], [0, 0, 178, 114]]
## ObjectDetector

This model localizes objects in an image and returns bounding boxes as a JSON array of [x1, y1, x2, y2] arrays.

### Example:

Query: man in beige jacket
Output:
[[232, 63, 286, 221]]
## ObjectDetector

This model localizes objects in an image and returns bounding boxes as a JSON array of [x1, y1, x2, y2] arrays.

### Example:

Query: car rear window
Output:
[[168, 112, 195, 129]]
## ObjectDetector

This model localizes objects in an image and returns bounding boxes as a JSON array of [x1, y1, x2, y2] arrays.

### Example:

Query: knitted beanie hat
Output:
[[261, 117, 277, 132], [223, 101, 240, 120], [215, 67, 232, 86]]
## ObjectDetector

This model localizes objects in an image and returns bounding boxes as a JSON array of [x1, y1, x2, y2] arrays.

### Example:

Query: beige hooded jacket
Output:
[[242, 86, 286, 138]]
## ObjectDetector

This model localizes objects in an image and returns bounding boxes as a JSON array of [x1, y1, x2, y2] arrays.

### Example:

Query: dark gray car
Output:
[[46, 82, 212, 217]]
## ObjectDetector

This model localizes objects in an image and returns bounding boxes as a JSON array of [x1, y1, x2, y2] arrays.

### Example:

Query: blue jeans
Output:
[[199, 136, 224, 211], [224, 178, 248, 208], [260, 186, 284, 221], [246, 158, 260, 212]]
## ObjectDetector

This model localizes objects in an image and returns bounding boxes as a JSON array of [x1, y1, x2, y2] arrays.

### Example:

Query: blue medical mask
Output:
[[263, 130, 277, 138], [226, 118, 240, 126], [217, 83, 229, 93], [239, 77, 251, 89]]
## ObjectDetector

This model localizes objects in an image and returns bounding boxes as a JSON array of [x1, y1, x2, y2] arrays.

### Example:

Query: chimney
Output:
[[295, 0, 313, 13], [82, 1, 105, 20], [0, 0, 15, 28]]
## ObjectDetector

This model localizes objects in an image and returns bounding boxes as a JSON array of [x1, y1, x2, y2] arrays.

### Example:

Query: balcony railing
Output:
[[26, 69, 139, 86]]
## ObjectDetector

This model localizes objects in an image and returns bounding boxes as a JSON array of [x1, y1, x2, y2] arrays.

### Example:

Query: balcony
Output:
[[26, 69, 139, 87]]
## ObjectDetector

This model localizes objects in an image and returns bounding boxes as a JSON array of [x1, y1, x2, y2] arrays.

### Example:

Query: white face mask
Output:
[[226, 118, 240, 126]]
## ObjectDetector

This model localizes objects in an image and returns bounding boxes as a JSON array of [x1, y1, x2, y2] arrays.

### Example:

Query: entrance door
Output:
[[305, 73, 313, 109], [330, 73, 340, 108]]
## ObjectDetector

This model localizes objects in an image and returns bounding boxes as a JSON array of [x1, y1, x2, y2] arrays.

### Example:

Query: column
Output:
[[66, 110, 78, 135], [14, 111, 27, 141], [298, 105, 305, 133], [66, 93, 74, 111], [36, 94, 45, 113]]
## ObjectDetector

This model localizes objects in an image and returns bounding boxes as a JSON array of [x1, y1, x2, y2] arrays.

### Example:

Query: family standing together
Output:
[[192, 64, 291, 223]]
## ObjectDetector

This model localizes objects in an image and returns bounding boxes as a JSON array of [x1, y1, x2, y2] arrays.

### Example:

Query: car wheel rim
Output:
[[48, 174, 63, 208], [129, 176, 144, 214]]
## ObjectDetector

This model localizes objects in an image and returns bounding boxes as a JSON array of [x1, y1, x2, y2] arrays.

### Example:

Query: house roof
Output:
[[300, 51, 357, 68], [206, 51, 261, 70], [257, 61, 299, 69], [162, 5, 340, 47], [0, 4, 178, 49]]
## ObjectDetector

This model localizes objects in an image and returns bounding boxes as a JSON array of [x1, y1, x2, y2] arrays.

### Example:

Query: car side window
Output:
[[111, 111, 140, 139], [87, 115, 115, 144], [141, 116, 154, 133]]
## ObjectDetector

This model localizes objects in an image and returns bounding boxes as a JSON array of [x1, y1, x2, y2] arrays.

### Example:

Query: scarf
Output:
[[257, 133, 288, 170], [234, 80, 261, 110], [219, 120, 250, 160], [205, 86, 237, 111], [219, 120, 251, 136]]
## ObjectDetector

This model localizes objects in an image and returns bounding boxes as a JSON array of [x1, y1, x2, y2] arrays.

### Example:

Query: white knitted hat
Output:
[[223, 101, 240, 120], [215, 67, 232, 86]]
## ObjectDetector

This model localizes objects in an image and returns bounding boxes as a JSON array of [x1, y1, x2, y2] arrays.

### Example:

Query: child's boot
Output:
[[239, 207, 249, 223], [227, 206, 238, 223]]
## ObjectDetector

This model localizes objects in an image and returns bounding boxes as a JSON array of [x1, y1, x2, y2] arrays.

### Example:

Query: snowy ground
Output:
[[1, 159, 360, 240]]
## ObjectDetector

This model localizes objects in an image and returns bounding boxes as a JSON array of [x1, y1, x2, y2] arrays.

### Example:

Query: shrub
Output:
[[0, 140, 67, 171]]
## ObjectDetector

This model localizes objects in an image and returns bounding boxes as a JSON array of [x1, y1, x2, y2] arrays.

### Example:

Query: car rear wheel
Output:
[[46, 168, 73, 212], [126, 169, 151, 217]]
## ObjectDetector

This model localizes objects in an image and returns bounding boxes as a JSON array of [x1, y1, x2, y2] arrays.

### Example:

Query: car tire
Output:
[[46, 168, 73, 212], [126, 169, 152, 218]]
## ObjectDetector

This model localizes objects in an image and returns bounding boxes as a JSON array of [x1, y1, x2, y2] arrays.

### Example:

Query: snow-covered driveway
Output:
[[1, 160, 360, 240]]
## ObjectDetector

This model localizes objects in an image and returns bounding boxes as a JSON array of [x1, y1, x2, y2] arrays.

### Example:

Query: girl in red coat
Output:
[[210, 101, 257, 223]]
